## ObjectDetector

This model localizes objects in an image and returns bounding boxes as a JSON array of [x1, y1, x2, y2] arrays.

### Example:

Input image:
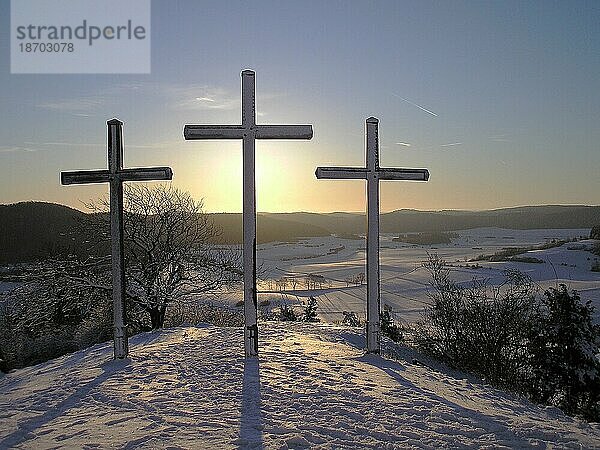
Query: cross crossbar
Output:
[[184, 126, 245, 140], [378, 168, 429, 181], [255, 125, 313, 139], [61, 170, 110, 185], [184, 125, 313, 140], [315, 167, 429, 181], [315, 167, 367, 179], [61, 167, 172, 185]]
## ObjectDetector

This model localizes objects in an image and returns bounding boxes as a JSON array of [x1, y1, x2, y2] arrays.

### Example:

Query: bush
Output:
[[526, 286, 600, 420], [416, 256, 539, 387], [302, 297, 320, 323], [342, 311, 361, 327], [416, 255, 600, 421], [164, 301, 244, 327], [73, 299, 113, 349], [0, 283, 93, 370], [393, 232, 459, 245], [1, 325, 78, 371], [508, 256, 544, 264], [472, 239, 571, 262], [0, 278, 248, 372], [0, 351, 7, 373], [345, 272, 365, 286], [380, 308, 403, 342], [279, 304, 297, 321]]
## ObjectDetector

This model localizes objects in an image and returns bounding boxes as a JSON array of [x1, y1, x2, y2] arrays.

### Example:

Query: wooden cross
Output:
[[61, 118, 173, 359], [184, 70, 313, 357], [316, 117, 429, 353]]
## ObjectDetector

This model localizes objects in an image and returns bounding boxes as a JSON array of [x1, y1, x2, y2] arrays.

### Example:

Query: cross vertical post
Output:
[[108, 120, 128, 359], [184, 70, 313, 357], [365, 118, 381, 353], [316, 117, 429, 353], [242, 71, 259, 355], [61, 118, 173, 359]]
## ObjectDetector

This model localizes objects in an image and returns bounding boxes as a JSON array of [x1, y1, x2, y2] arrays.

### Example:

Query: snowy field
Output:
[[246, 228, 600, 324], [1, 228, 598, 325], [0, 282, 20, 294], [1, 323, 599, 449]]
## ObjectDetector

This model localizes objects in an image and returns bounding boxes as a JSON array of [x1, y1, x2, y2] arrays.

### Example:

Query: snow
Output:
[[249, 228, 600, 323], [1, 323, 599, 449], [2, 228, 599, 324], [0, 282, 21, 293]]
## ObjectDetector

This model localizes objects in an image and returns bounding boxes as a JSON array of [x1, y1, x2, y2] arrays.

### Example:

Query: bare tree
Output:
[[0, 184, 240, 331], [82, 184, 241, 329], [345, 272, 365, 286]]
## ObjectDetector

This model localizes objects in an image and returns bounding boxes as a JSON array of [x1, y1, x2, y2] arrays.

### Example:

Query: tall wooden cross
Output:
[[61, 118, 173, 359], [316, 117, 429, 353], [184, 70, 313, 357]]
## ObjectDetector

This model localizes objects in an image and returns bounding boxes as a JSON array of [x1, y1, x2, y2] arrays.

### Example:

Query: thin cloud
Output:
[[35, 83, 142, 113], [391, 93, 438, 117], [24, 141, 102, 147], [0, 146, 38, 153], [440, 142, 462, 148], [489, 134, 511, 143], [37, 97, 105, 112], [400, 141, 463, 152], [172, 85, 280, 114], [35, 81, 277, 115], [195, 97, 215, 102], [23, 140, 184, 150], [127, 140, 186, 149], [169, 85, 240, 111]]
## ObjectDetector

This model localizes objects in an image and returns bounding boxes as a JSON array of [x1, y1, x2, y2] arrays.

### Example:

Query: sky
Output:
[[1, 0, 600, 213]]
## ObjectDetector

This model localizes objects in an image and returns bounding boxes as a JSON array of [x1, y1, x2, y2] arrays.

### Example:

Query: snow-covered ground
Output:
[[1, 323, 599, 449], [248, 228, 600, 323], [2, 227, 598, 324], [0, 281, 20, 293]]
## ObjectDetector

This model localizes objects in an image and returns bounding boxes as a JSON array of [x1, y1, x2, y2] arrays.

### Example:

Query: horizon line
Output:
[[3, 200, 600, 215]]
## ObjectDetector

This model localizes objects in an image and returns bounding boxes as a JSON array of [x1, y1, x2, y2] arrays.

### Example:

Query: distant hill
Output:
[[0, 202, 91, 264], [380, 205, 600, 233], [262, 212, 366, 235], [0, 202, 598, 264], [207, 213, 331, 244], [0, 203, 330, 264], [266, 205, 600, 235]]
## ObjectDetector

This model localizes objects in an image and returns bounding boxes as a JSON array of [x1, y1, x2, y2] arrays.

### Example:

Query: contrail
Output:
[[440, 142, 462, 147], [392, 93, 438, 117]]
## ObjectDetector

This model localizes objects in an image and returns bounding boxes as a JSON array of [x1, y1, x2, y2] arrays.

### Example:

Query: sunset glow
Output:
[[1, 1, 599, 213]]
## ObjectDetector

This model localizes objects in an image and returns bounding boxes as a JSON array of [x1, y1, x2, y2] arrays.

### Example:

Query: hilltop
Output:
[[0, 323, 598, 448]]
